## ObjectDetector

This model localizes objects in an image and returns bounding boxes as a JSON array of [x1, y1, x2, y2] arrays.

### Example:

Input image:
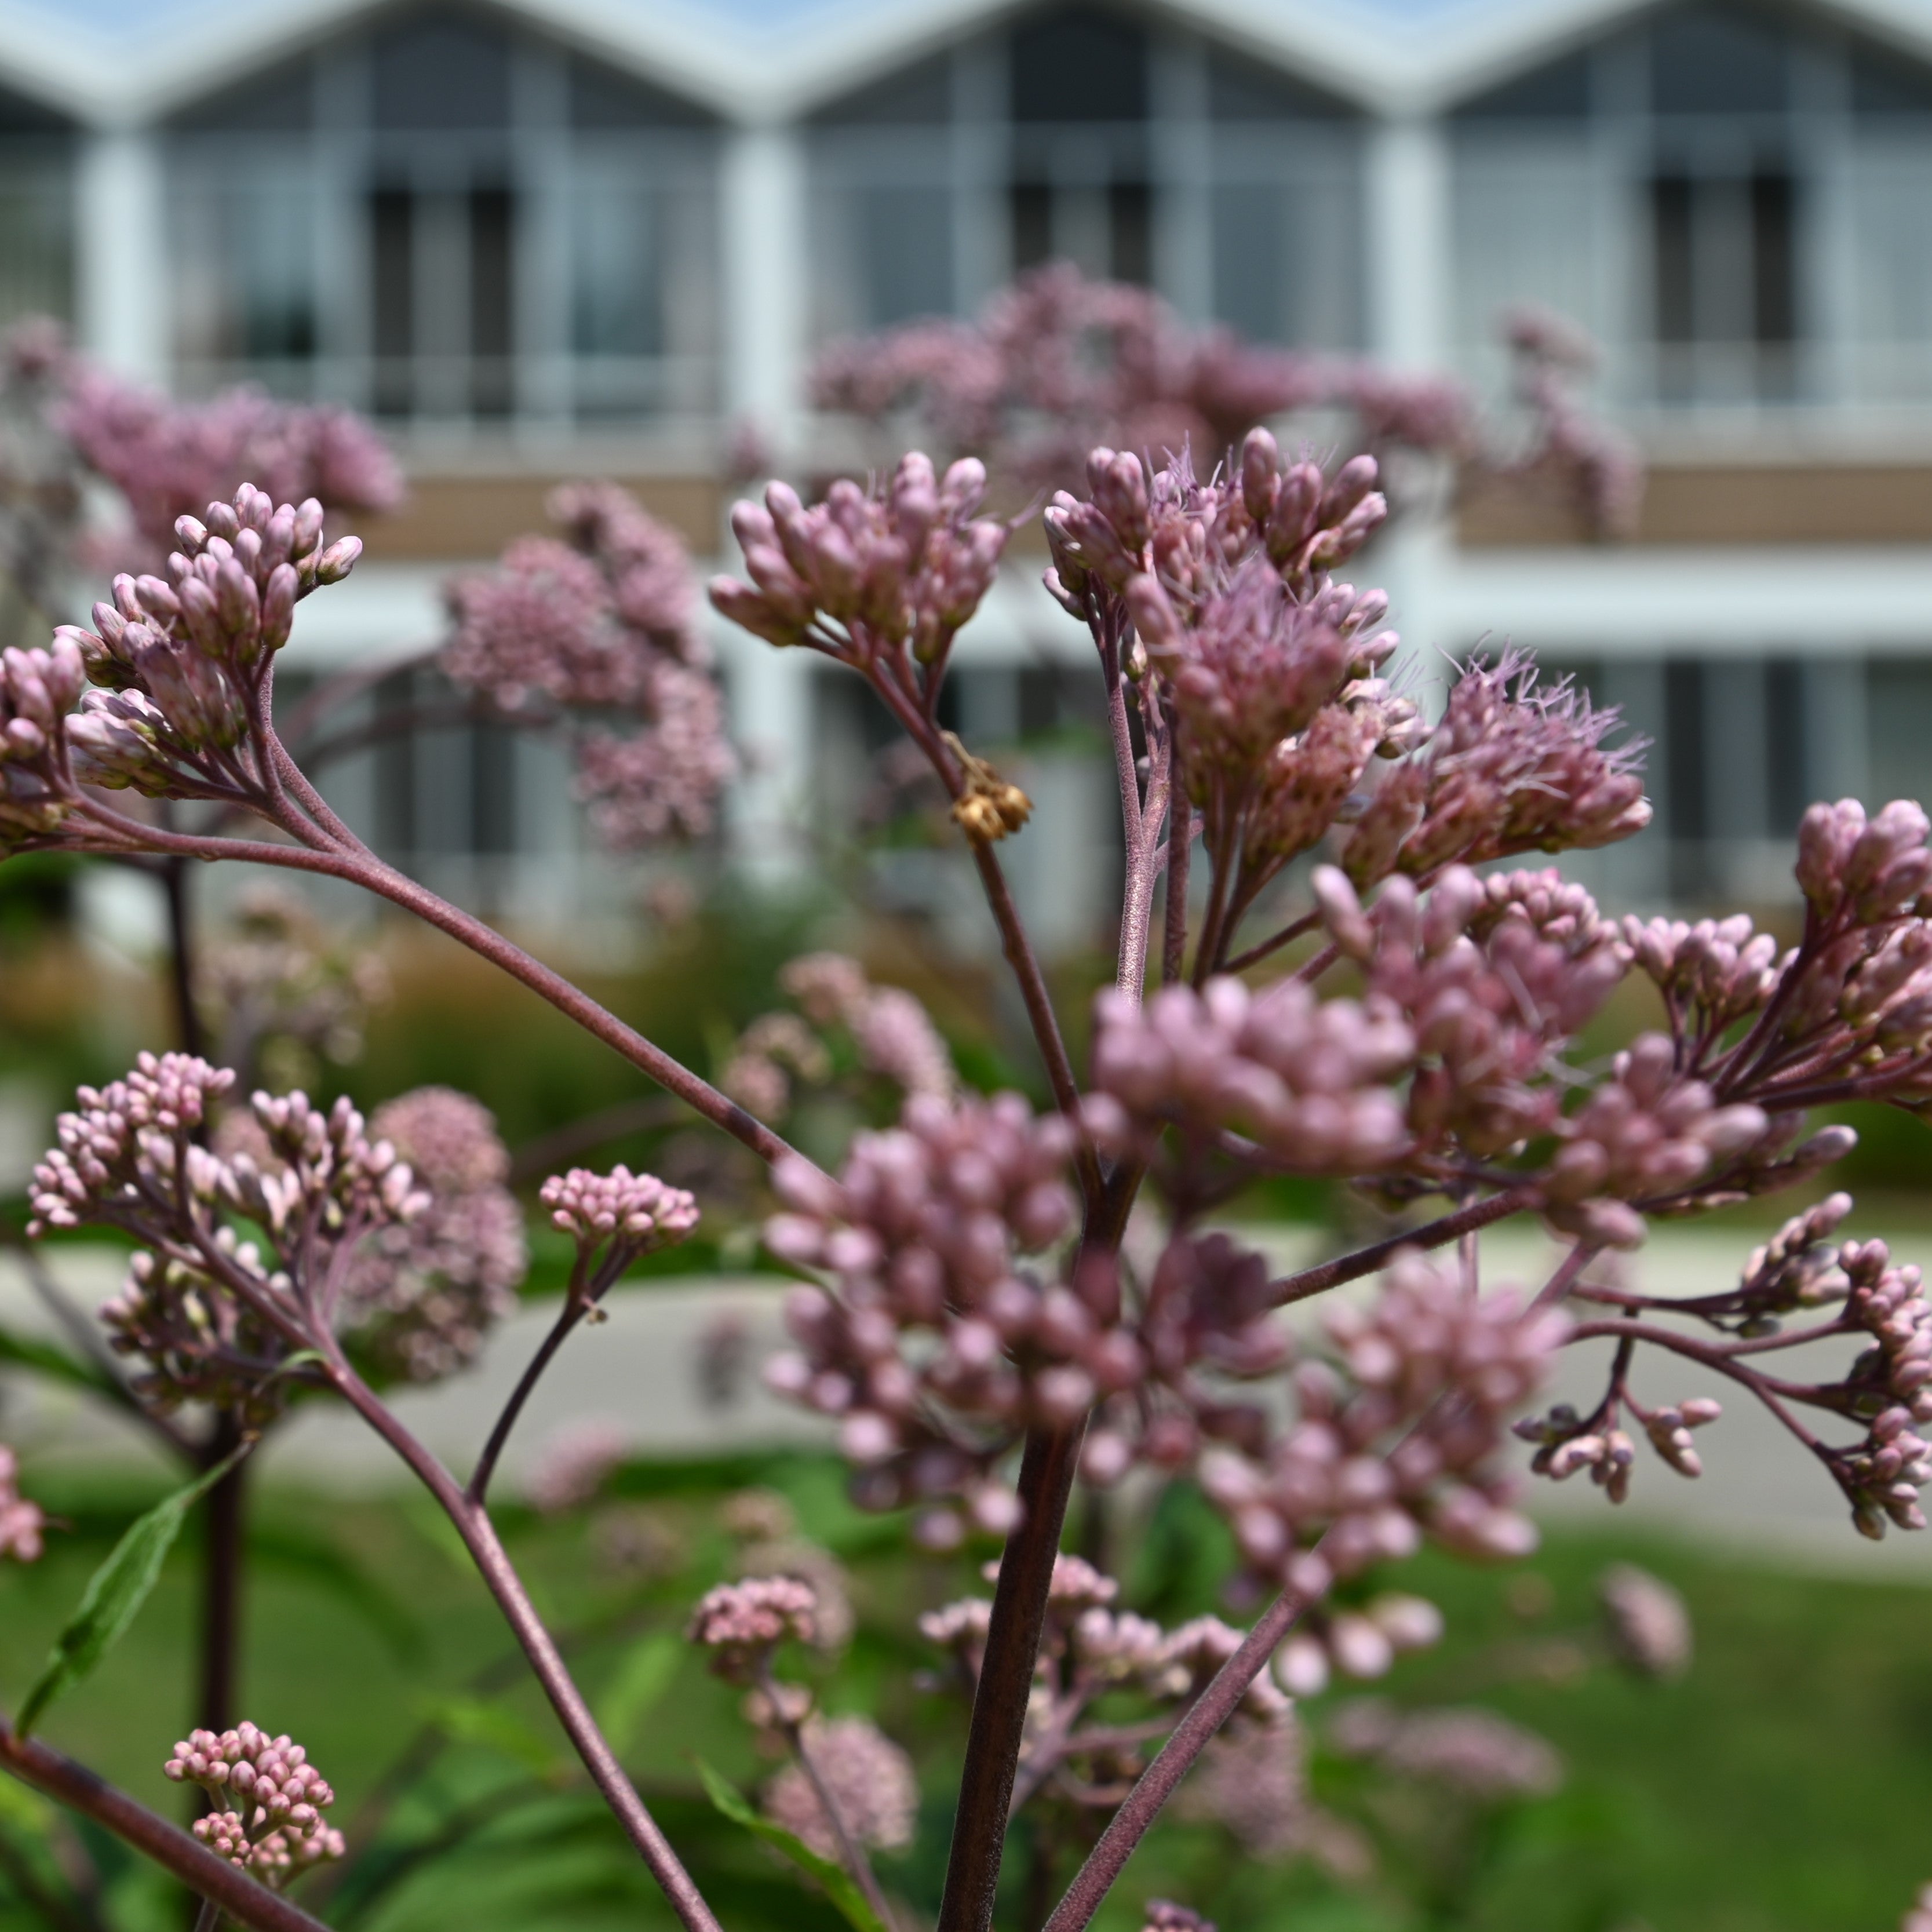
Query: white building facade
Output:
[[9, 0, 1932, 935]]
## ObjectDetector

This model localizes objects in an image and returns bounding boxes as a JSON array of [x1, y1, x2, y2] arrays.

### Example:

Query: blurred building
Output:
[[9, 0, 1932, 931]]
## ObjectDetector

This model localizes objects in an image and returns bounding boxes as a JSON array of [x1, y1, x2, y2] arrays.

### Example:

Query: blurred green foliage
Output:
[[1, 1452, 1928, 1932]]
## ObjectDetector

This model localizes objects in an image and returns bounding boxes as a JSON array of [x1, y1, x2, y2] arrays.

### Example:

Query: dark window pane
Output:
[[1652, 174, 1695, 344], [472, 723, 516, 855], [861, 185, 954, 323], [1765, 659, 1807, 834], [1850, 41, 1932, 117], [1109, 179, 1151, 284], [1453, 50, 1592, 121], [1869, 664, 1932, 808], [171, 59, 311, 134], [1664, 660, 1707, 841], [1651, 5, 1788, 114], [572, 189, 656, 356], [1011, 180, 1053, 272], [1751, 170, 1795, 344], [1011, 6, 1147, 123], [568, 54, 712, 129], [1212, 181, 1283, 340], [813, 53, 953, 127], [470, 187, 514, 416], [370, 188, 414, 417], [374, 669, 417, 855], [1205, 47, 1348, 121], [371, 6, 511, 131]]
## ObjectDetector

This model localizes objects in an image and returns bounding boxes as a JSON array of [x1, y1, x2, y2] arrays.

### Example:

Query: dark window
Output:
[[1454, 50, 1593, 121], [473, 722, 517, 856], [1651, 5, 1788, 114], [568, 54, 713, 130], [1011, 6, 1147, 123], [170, 60, 312, 135], [1664, 660, 1707, 843], [371, 6, 512, 131], [1850, 42, 1932, 117], [1652, 174, 1696, 344], [812, 53, 953, 128], [1205, 47, 1348, 121], [860, 186, 954, 323], [1010, 181, 1054, 272], [369, 188, 414, 417], [1751, 170, 1795, 344], [1765, 659, 1808, 834], [1108, 180, 1151, 283], [470, 186, 515, 417]]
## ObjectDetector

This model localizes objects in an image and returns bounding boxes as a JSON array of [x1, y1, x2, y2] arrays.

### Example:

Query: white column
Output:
[[76, 127, 170, 385], [1365, 112, 1450, 369], [721, 121, 807, 457], [721, 627, 815, 883]]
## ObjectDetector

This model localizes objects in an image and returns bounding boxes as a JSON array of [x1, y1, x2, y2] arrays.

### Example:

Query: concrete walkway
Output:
[[3, 1224, 1928, 1578]]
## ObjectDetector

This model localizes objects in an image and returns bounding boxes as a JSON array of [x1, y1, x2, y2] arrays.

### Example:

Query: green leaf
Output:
[[14, 1446, 248, 1737], [694, 1756, 886, 1932], [416, 1695, 564, 1780], [595, 1631, 681, 1759], [0, 1322, 119, 1401]]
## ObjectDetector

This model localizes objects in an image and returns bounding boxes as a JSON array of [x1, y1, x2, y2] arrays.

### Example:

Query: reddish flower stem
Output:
[[0, 1718, 330, 1932], [1269, 1186, 1539, 1307], [1038, 1555, 1329, 1932], [323, 1355, 724, 1932], [68, 800, 813, 1179], [934, 1420, 1087, 1932]]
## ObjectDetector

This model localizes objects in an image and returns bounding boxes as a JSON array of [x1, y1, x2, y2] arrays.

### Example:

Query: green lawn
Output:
[[1, 1455, 1927, 1931]]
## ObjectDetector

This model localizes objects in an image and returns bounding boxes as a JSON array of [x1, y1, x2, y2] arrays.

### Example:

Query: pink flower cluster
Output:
[[1598, 1563, 1693, 1679], [53, 354, 400, 573], [30, 1055, 425, 1420], [710, 454, 1007, 697], [53, 484, 360, 800], [165, 1723, 345, 1887], [443, 483, 734, 848], [1200, 1251, 1564, 1591], [1341, 650, 1650, 888], [0, 1445, 43, 1562], [921, 1554, 1284, 1820], [0, 633, 87, 851], [1327, 1700, 1562, 1801], [687, 1575, 819, 1681], [341, 1088, 528, 1384], [724, 952, 956, 1118], [1084, 975, 1412, 1176], [1318, 865, 1631, 1168], [763, 1092, 1081, 1540], [811, 263, 1468, 497], [761, 1715, 918, 1860], [541, 1163, 701, 1279]]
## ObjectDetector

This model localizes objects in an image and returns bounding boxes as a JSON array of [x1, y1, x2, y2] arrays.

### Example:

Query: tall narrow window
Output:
[[369, 188, 414, 418], [1648, 168, 1797, 399], [469, 185, 515, 418]]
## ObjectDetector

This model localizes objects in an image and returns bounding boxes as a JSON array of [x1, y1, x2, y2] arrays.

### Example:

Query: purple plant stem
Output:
[[67, 799, 814, 1179], [193, 1416, 247, 1741], [324, 1355, 724, 1932], [466, 1289, 590, 1507], [1269, 1186, 1539, 1307], [759, 1668, 899, 1932], [934, 1420, 1087, 1932], [1162, 797, 1191, 986], [0, 1718, 329, 1932], [1038, 1558, 1329, 1932], [1223, 909, 1321, 975]]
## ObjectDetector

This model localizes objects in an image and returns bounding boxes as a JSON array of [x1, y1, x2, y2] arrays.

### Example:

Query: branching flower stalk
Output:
[[5, 402, 1932, 1932]]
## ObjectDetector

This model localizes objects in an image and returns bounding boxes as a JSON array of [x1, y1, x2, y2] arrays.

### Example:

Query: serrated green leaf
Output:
[[417, 1694, 564, 1779], [595, 1631, 681, 1759], [15, 1446, 248, 1737], [694, 1756, 886, 1932]]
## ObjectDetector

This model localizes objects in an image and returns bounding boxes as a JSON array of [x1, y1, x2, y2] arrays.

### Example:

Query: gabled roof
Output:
[[4, 0, 1932, 130]]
